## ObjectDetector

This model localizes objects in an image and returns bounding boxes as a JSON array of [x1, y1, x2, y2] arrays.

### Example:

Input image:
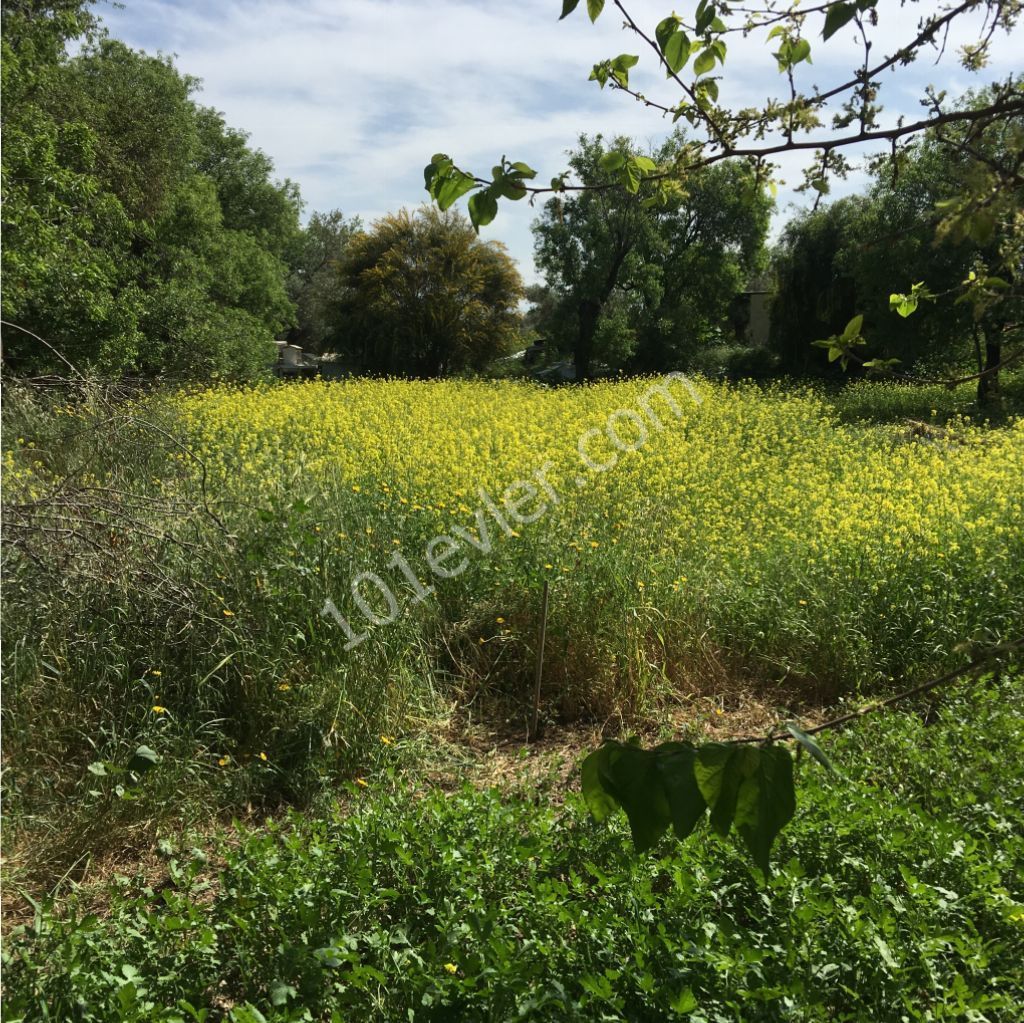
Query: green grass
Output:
[[2, 374, 1023, 897], [4, 674, 1023, 1022]]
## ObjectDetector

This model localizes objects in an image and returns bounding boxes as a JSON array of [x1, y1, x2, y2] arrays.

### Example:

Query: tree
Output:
[[1, 5, 302, 377], [769, 199, 866, 375], [287, 209, 362, 354], [533, 135, 663, 378], [532, 133, 770, 377], [425, 0, 1024, 393], [772, 89, 1024, 388], [330, 207, 524, 378]]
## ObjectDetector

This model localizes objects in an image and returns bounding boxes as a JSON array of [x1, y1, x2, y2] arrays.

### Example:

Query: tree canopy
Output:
[[531, 132, 771, 377], [1, 1, 302, 377], [329, 207, 525, 378], [425, 0, 1024, 392]]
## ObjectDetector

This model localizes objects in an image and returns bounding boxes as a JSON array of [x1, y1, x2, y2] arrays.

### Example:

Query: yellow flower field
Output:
[[170, 376, 1024, 713]]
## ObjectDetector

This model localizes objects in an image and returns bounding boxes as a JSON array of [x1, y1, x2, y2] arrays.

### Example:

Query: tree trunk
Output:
[[575, 298, 600, 381], [976, 322, 1002, 406]]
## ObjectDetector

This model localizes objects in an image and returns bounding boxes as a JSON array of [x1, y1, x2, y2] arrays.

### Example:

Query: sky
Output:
[[94, 0, 1022, 286]]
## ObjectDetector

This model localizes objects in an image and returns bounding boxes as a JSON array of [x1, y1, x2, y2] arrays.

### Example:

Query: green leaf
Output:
[[436, 171, 477, 211], [127, 745, 160, 774], [695, 1, 716, 35], [424, 155, 449, 191], [823, 2, 857, 40], [269, 983, 297, 1007], [510, 161, 537, 178], [671, 988, 699, 1013], [890, 292, 918, 318], [467, 189, 498, 231], [581, 747, 619, 822], [621, 159, 643, 194], [599, 151, 627, 173], [595, 743, 672, 851], [497, 178, 528, 200], [784, 723, 837, 773], [693, 49, 716, 77], [656, 15, 681, 52], [694, 744, 747, 837], [791, 38, 812, 64], [559, 0, 581, 19], [733, 745, 796, 877], [841, 313, 863, 341], [88, 761, 108, 777], [663, 31, 691, 74], [587, 0, 604, 22], [633, 155, 656, 173], [654, 743, 707, 840]]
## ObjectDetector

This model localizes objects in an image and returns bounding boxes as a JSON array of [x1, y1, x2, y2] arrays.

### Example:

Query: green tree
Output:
[[533, 135, 662, 378], [426, 0, 1023, 396], [532, 133, 770, 377], [1, 6, 302, 377], [332, 207, 524, 378], [287, 209, 362, 353], [771, 89, 1024, 390], [769, 199, 865, 375]]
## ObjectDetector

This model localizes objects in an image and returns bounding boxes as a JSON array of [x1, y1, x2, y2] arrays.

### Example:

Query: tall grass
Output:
[[3, 375, 1022, 887]]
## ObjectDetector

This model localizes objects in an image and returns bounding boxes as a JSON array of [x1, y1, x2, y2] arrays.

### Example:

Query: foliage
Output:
[[328, 207, 525, 377], [530, 133, 771, 377], [1, 5, 301, 377], [4, 673, 1024, 1021], [426, 0, 1024, 396], [285, 209, 362, 354], [771, 92, 1024, 380], [4, 376, 1021, 885]]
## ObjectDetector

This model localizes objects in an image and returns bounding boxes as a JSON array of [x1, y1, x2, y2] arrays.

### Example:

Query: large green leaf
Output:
[[600, 744, 672, 852], [654, 743, 707, 840], [436, 171, 477, 211], [822, 2, 857, 40], [656, 15, 680, 52], [599, 151, 627, 173], [733, 745, 796, 877], [693, 49, 716, 77], [663, 31, 691, 75], [559, 0, 581, 19], [580, 746, 619, 822], [791, 38, 812, 65], [586, 0, 604, 23], [695, 744, 748, 837], [467, 189, 498, 231]]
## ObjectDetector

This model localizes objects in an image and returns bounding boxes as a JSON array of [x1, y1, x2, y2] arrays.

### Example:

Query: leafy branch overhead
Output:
[[425, 0, 1024, 230]]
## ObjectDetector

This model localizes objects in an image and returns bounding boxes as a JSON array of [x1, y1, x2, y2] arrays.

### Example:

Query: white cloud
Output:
[[99, 0, 1022, 284]]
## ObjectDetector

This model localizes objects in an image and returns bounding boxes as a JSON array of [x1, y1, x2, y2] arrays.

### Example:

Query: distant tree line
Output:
[[3, 2, 1019, 387]]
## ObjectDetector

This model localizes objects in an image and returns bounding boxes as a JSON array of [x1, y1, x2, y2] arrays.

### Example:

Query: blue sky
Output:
[[94, 0, 1022, 285]]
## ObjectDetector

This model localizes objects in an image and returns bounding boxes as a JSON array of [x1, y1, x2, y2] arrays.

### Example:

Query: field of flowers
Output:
[[173, 375, 1024, 713], [4, 374, 1024, 1020], [3, 375, 1023, 891]]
